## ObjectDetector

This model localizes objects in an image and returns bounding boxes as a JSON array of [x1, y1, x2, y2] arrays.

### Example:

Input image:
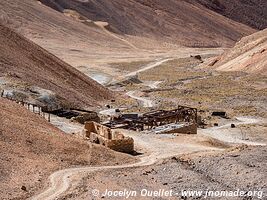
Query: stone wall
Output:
[[106, 138, 134, 154], [84, 121, 134, 154]]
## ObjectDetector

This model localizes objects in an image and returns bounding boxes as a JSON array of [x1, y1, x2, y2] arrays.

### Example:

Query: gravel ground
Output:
[[59, 146, 267, 200]]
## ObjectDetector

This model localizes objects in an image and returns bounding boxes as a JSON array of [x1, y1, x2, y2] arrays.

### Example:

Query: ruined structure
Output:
[[43, 108, 100, 124], [84, 122, 134, 154], [104, 106, 198, 134]]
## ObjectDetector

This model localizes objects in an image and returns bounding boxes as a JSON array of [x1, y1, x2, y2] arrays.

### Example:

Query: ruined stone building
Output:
[[84, 122, 134, 154]]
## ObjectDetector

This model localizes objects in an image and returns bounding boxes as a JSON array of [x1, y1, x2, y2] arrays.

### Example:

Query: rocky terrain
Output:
[[0, 98, 136, 199], [211, 28, 267, 75], [60, 145, 267, 200]]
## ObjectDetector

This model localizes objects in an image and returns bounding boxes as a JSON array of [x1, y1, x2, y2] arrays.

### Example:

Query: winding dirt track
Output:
[[30, 116, 265, 200], [126, 91, 154, 108], [30, 154, 157, 200], [29, 53, 266, 200], [30, 135, 217, 200], [125, 58, 171, 77]]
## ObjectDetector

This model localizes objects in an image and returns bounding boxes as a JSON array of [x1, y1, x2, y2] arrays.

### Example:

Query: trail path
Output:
[[125, 58, 171, 77], [30, 51, 265, 200], [30, 115, 264, 200], [126, 91, 153, 108], [30, 131, 219, 200], [122, 59, 170, 108], [49, 115, 83, 134], [28, 104, 83, 134], [145, 81, 163, 89]]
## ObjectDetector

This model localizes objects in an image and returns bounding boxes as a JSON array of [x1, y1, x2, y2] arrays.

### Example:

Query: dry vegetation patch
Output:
[[110, 60, 153, 72], [134, 58, 266, 117]]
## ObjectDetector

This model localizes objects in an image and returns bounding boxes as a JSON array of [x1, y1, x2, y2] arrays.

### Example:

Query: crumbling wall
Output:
[[106, 138, 134, 154], [84, 121, 134, 153], [85, 121, 112, 139]]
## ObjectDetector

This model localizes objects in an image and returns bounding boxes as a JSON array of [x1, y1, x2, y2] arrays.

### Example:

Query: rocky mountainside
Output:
[[39, 0, 256, 47], [212, 28, 267, 74], [0, 23, 112, 109]]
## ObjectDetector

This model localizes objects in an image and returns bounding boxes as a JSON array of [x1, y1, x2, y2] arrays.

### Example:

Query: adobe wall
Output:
[[106, 138, 134, 154], [85, 121, 112, 139], [84, 121, 134, 154]]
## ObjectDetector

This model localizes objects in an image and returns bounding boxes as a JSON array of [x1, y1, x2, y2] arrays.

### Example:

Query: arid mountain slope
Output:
[[212, 28, 267, 75], [0, 0, 256, 51], [39, 0, 255, 47], [0, 23, 112, 109], [0, 98, 136, 199], [0, 0, 142, 69], [194, 0, 267, 30]]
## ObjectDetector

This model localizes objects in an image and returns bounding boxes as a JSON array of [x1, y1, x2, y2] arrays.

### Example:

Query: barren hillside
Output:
[[0, 98, 136, 199], [212, 28, 267, 75], [0, 0, 258, 80], [194, 0, 267, 30], [0, 23, 112, 109], [0, 0, 141, 70], [39, 0, 255, 47]]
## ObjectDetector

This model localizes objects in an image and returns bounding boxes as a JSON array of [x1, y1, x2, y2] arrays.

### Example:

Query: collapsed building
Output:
[[84, 121, 134, 154], [103, 105, 198, 134]]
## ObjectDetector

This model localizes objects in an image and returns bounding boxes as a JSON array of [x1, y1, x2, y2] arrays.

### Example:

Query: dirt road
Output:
[[125, 58, 171, 77], [126, 91, 153, 108], [30, 115, 265, 200], [199, 117, 266, 146], [144, 81, 163, 89], [29, 52, 265, 199], [49, 115, 83, 134], [30, 131, 219, 200]]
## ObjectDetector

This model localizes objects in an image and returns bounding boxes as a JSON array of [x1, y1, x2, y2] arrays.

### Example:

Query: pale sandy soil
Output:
[[30, 59, 266, 199]]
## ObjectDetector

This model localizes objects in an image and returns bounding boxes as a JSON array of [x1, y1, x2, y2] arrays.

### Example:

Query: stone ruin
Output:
[[84, 121, 134, 154]]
